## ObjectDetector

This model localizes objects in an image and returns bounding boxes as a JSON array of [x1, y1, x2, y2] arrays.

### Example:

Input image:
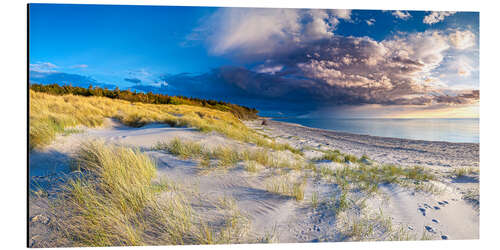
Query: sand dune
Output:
[[29, 118, 479, 246]]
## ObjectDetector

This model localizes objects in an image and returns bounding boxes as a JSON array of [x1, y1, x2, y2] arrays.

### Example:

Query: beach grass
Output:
[[257, 225, 279, 243], [339, 210, 393, 241], [311, 191, 319, 209], [311, 153, 442, 241], [462, 188, 480, 207], [314, 149, 344, 163], [328, 164, 435, 193], [244, 160, 259, 173], [213, 146, 241, 168], [452, 167, 479, 177], [154, 138, 206, 159], [29, 90, 301, 156], [154, 138, 308, 173], [335, 200, 424, 242], [313, 149, 364, 164], [51, 142, 249, 247], [265, 174, 306, 201]]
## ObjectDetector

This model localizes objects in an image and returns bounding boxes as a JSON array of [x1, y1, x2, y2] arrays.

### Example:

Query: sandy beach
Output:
[[255, 119, 479, 169], [29, 118, 479, 246]]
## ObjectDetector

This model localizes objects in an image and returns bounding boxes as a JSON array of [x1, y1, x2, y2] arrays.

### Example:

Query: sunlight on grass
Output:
[[154, 138, 307, 173], [30, 91, 301, 156], [315, 163, 436, 195], [265, 174, 306, 201], [51, 142, 249, 247]]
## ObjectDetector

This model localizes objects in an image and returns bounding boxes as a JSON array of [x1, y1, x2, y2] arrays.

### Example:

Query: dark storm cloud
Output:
[[157, 31, 478, 108], [434, 90, 479, 104], [156, 64, 478, 109], [180, 8, 479, 108]]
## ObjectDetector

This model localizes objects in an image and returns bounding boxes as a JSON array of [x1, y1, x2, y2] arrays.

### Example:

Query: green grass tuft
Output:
[[154, 138, 205, 159], [265, 174, 306, 201]]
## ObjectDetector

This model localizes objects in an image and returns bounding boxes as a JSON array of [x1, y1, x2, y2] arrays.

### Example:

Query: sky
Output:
[[29, 4, 480, 118]]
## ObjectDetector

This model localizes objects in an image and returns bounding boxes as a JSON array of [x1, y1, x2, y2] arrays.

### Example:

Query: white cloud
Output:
[[392, 10, 412, 20], [447, 56, 475, 77], [304, 9, 335, 40], [207, 8, 301, 55], [70, 64, 88, 69], [423, 11, 456, 24], [255, 64, 284, 75], [366, 18, 375, 26], [205, 8, 352, 55], [448, 30, 476, 50], [125, 69, 154, 84], [330, 9, 352, 20], [384, 31, 450, 68], [293, 32, 446, 91], [29, 62, 58, 73]]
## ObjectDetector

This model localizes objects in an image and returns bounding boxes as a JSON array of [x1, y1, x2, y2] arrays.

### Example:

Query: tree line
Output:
[[29, 83, 259, 120]]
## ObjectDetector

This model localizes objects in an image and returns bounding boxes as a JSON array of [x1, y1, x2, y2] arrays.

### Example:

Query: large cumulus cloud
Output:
[[176, 8, 479, 109], [203, 8, 351, 57]]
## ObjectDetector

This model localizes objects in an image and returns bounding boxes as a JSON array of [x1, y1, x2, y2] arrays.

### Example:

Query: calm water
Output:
[[273, 118, 479, 143]]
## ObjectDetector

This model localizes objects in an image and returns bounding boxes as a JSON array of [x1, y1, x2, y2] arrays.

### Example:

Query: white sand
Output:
[[29, 118, 479, 246], [250, 119, 479, 169]]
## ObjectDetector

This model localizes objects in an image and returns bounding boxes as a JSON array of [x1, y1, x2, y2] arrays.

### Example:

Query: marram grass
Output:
[[154, 138, 307, 172], [51, 142, 249, 247], [29, 90, 300, 156]]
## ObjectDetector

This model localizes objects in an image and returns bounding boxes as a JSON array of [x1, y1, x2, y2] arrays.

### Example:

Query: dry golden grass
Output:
[[154, 138, 307, 173], [30, 91, 300, 156], [452, 167, 479, 177], [265, 173, 306, 201], [51, 142, 249, 247], [154, 138, 206, 160], [315, 163, 436, 195]]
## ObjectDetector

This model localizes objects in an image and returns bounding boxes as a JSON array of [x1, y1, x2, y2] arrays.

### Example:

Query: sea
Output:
[[272, 117, 479, 143]]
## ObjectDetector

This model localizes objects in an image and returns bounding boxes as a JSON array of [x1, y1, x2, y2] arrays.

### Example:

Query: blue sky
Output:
[[29, 4, 479, 117], [29, 5, 228, 80]]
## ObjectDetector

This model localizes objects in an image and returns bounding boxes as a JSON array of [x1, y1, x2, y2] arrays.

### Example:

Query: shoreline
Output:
[[268, 118, 479, 145], [248, 119, 479, 169]]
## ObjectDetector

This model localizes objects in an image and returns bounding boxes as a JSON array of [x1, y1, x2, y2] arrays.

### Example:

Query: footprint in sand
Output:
[[424, 226, 435, 233], [418, 208, 426, 216], [437, 200, 449, 206]]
